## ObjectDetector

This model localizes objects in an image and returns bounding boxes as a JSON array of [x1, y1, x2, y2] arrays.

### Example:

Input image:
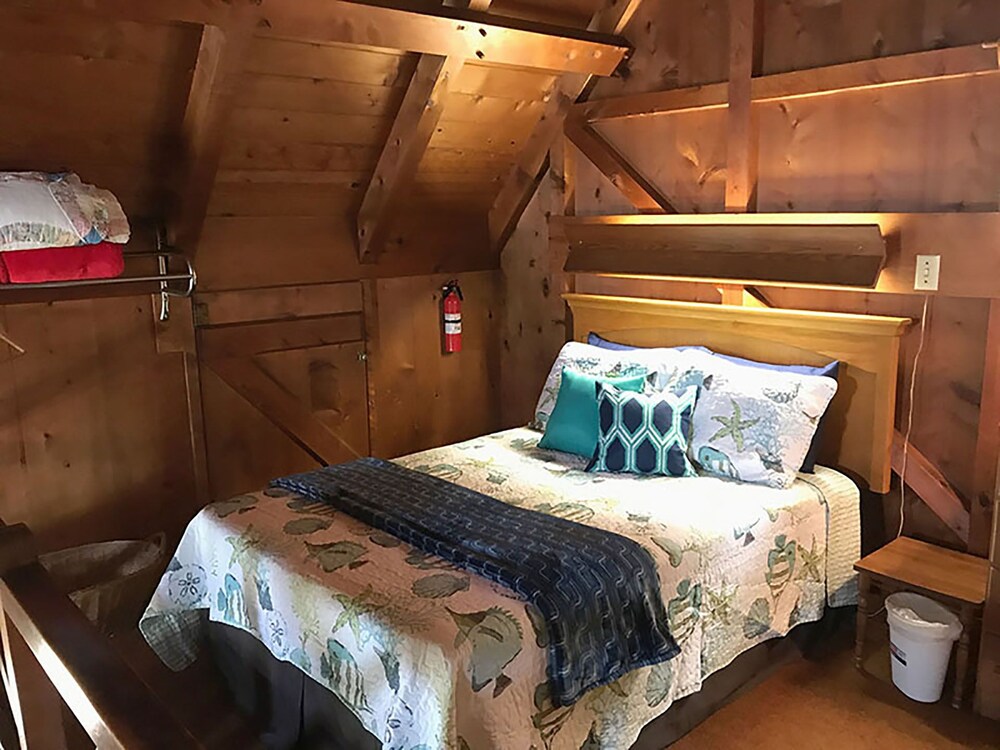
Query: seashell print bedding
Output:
[[141, 428, 859, 750]]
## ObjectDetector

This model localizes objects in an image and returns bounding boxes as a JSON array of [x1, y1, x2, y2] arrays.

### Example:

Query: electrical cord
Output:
[[865, 294, 931, 622], [897, 294, 931, 539]]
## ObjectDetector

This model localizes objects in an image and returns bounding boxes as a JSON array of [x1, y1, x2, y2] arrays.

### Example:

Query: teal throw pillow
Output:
[[538, 368, 647, 457]]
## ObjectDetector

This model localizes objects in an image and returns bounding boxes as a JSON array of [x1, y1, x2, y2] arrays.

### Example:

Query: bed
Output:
[[141, 295, 911, 749]]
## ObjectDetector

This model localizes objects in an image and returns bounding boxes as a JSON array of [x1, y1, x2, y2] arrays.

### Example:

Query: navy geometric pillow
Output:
[[587, 383, 699, 477]]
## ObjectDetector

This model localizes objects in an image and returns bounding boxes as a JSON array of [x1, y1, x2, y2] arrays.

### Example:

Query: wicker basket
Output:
[[38, 533, 168, 636]]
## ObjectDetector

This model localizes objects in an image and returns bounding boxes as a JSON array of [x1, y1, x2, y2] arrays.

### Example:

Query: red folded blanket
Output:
[[0, 242, 126, 284]]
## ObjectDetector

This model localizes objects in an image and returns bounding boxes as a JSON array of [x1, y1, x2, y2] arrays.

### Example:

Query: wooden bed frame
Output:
[[565, 293, 911, 493], [567, 293, 912, 748]]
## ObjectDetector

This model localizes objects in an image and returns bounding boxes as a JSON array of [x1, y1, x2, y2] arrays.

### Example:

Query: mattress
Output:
[[141, 428, 860, 750]]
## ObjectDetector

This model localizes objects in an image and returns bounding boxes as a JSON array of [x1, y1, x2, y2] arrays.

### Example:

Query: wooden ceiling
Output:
[[0, 0, 636, 264]]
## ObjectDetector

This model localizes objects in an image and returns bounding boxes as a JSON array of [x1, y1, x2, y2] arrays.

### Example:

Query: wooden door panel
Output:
[[254, 342, 369, 457], [200, 364, 322, 500], [200, 334, 369, 499]]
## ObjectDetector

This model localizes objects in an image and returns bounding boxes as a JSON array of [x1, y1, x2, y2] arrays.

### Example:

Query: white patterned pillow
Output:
[[531, 341, 706, 431], [687, 352, 838, 488]]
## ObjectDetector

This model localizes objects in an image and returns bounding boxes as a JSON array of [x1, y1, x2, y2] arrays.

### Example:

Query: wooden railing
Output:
[[0, 523, 197, 749]]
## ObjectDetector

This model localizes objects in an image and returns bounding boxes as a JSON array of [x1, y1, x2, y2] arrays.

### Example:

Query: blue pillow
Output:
[[538, 368, 648, 457], [587, 382, 699, 477], [587, 332, 709, 356], [587, 331, 838, 473]]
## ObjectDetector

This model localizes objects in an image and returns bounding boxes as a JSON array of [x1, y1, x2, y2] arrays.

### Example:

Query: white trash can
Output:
[[885, 592, 962, 703]]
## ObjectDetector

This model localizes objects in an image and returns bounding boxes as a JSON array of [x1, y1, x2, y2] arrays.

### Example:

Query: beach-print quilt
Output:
[[141, 428, 859, 750], [272, 458, 679, 707]]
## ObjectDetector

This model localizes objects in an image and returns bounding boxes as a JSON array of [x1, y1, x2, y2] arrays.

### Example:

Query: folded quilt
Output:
[[0, 242, 125, 284], [0, 172, 130, 251], [271, 457, 679, 706]]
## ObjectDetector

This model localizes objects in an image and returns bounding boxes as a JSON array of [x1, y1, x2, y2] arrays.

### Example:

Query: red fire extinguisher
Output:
[[442, 280, 463, 354]]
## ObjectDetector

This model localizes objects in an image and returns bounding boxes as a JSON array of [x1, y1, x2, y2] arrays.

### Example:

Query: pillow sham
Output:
[[538, 368, 648, 457], [0, 172, 130, 251], [588, 331, 839, 473], [588, 332, 710, 356], [687, 353, 838, 489], [531, 341, 705, 431], [587, 382, 699, 477]]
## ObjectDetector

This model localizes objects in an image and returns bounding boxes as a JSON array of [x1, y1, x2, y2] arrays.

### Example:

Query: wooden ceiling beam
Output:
[[724, 0, 764, 212], [489, 77, 580, 251], [587, 0, 644, 35], [357, 55, 465, 262], [577, 42, 1000, 121], [168, 9, 257, 258], [20, 0, 628, 75], [564, 117, 674, 213], [445, 0, 493, 9], [1, 0, 248, 25], [261, 0, 629, 75], [488, 0, 644, 250]]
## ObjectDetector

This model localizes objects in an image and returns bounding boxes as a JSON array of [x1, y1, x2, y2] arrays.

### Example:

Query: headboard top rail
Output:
[[564, 293, 910, 337]]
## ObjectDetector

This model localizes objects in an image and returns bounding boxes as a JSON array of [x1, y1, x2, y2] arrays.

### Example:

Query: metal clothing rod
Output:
[[0, 251, 196, 295], [2, 272, 194, 291], [0, 231, 197, 321]]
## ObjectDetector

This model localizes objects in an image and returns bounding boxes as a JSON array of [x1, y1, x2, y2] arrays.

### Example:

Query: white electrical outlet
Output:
[[914, 255, 940, 291]]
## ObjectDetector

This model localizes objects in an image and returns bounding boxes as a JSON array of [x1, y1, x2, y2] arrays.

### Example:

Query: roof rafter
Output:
[[487, 0, 644, 251], [263, 0, 629, 75], [575, 42, 1000, 121], [18, 0, 629, 74], [357, 55, 465, 262], [564, 117, 675, 213], [168, 8, 258, 257]]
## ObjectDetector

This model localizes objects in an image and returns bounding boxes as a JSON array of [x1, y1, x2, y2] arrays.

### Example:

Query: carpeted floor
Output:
[[672, 633, 999, 750]]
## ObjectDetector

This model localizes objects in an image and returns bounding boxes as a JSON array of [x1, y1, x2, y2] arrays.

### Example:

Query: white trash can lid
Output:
[[886, 592, 962, 642]]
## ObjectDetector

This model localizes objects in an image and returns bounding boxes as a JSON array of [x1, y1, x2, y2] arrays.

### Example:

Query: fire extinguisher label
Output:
[[445, 321, 462, 334]]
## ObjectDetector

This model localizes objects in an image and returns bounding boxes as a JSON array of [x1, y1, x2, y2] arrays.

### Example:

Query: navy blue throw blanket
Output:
[[271, 457, 679, 706]]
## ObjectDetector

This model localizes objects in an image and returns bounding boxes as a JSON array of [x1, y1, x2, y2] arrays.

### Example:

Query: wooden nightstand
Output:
[[854, 536, 990, 708]]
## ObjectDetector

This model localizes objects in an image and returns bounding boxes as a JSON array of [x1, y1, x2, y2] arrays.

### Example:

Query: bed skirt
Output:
[[207, 613, 843, 749]]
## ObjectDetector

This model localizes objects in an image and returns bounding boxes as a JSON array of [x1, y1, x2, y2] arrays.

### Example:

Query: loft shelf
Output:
[[556, 214, 887, 288]]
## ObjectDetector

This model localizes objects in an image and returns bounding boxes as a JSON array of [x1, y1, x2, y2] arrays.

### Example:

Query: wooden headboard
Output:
[[565, 293, 911, 493]]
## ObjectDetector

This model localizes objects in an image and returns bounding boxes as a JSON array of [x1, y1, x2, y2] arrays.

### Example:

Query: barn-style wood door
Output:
[[194, 281, 369, 500]]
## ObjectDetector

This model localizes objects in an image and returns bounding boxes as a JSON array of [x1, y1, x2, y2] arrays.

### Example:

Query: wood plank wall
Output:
[[0, 12, 203, 549], [0, 12, 545, 544], [502, 0, 1000, 551]]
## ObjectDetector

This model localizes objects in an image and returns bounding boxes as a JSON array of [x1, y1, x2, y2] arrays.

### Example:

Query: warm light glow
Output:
[[595, 272, 883, 294], [566, 212, 894, 228]]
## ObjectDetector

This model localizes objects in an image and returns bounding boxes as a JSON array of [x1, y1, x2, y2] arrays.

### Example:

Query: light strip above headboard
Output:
[[565, 293, 911, 493]]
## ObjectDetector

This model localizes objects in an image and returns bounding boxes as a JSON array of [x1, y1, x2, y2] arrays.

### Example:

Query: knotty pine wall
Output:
[[502, 0, 1000, 551], [0, 12, 204, 550]]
